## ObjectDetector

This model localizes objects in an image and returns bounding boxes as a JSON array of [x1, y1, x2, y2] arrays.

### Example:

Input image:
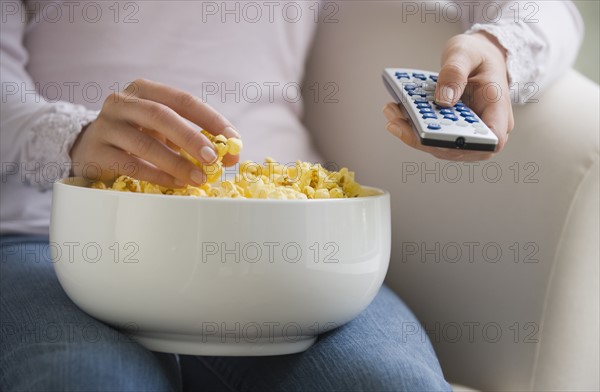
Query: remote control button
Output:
[[427, 123, 441, 130], [412, 73, 426, 80], [440, 119, 453, 126], [429, 75, 438, 81], [419, 108, 434, 114], [443, 115, 459, 121], [422, 82, 436, 91], [395, 72, 410, 79], [404, 85, 417, 91], [414, 98, 428, 104], [422, 114, 438, 119], [456, 107, 471, 112], [416, 103, 431, 109], [460, 111, 474, 117], [456, 121, 468, 127], [473, 125, 489, 134], [439, 108, 454, 115], [464, 116, 479, 123], [408, 91, 426, 97], [426, 94, 435, 101], [455, 102, 466, 108]]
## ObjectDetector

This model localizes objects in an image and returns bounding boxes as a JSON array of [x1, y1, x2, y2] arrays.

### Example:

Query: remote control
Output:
[[382, 68, 498, 151]]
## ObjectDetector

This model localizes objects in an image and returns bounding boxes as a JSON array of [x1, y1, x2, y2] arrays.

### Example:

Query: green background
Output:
[[574, 1, 600, 83]]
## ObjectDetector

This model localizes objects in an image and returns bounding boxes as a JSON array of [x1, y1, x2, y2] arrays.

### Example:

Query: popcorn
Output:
[[90, 130, 367, 199]]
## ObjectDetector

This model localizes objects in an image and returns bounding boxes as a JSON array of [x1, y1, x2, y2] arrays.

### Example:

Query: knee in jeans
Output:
[[337, 355, 451, 392], [2, 340, 178, 392]]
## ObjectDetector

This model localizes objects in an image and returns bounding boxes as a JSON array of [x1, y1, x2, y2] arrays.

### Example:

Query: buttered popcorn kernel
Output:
[[90, 131, 367, 199]]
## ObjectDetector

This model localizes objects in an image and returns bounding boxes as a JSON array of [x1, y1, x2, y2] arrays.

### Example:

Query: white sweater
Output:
[[0, 1, 584, 235]]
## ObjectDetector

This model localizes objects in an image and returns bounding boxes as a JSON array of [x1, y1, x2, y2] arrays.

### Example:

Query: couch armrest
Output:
[[531, 141, 599, 391]]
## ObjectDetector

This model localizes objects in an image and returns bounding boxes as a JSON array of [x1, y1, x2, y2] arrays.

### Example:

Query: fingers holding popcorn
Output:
[[103, 125, 207, 186], [70, 79, 242, 187], [105, 93, 218, 165]]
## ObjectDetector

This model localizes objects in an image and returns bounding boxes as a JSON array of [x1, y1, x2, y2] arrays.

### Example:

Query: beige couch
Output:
[[301, 2, 600, 390]]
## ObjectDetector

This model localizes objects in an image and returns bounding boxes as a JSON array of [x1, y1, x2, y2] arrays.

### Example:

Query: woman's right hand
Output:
[[70, 78, 241, 188]]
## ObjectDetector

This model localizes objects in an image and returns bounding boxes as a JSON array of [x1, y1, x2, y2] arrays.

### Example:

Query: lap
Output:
[[181, 285, 450, 392], [2, 235, 450, 391], [0, 235, 180, 391]]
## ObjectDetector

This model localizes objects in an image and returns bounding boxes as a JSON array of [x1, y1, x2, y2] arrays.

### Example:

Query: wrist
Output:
[[69, 119, 96, 176]]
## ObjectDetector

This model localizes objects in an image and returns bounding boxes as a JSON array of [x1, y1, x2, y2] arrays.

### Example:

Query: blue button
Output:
[[413, 98, 428, 104], [422, 114, 438, 119], [416, 103, 431, 109], [439, 108, 454, 115], [444, 115, 459, 121], [419, 108, 434, 114], [460, 111, 473, 117], [404, 85, 416, 91], [456, 106, 470, 112], [395, 72, 410, 79], [430, 75, 438, 82], [427, 123, 442, 130], [408, 91, 426, 97], [464, 116, 479, 123], [413, 73, 426, 80], [455, 103, 466, 108]]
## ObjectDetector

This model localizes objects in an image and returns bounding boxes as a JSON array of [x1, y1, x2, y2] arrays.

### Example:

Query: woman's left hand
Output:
[[383, 32, 515, 161]]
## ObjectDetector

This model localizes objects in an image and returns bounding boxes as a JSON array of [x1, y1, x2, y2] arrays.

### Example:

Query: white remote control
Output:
[[382, 68, 498, 151]]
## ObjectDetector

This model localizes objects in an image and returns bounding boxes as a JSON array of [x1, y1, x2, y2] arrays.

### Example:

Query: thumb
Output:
[[435, 46, 479, 106]]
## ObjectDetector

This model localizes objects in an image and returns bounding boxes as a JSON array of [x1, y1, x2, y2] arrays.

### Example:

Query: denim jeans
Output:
[[1, 235, 450, 391]]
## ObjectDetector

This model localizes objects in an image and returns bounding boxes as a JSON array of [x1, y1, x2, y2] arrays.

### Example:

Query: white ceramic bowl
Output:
[[50, 177, 390, 356]]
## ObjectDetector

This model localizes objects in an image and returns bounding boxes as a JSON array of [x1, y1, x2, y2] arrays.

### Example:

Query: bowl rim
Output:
[[54, 177, 390, 204]]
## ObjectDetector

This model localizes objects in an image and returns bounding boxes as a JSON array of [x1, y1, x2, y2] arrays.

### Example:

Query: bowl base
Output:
[[130, 332, 318, 356]]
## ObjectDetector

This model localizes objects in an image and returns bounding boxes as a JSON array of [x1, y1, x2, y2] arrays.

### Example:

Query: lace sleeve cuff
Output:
[[24, 102, 99, 191], [466, 22, 546, 104]]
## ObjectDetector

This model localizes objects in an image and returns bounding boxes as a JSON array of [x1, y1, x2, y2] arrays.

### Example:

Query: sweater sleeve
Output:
[[458, 0, 584, 104], [0, 3, 98, 191]]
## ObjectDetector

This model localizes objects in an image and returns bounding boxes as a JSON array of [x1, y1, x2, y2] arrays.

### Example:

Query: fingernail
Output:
[[222, 126, 241, 139], [439, 86, 456, 104], [200, 146, 218, 163], [190, 169, 205, 185], [174, 179, 185, 187], [386, 122, 403, 137]]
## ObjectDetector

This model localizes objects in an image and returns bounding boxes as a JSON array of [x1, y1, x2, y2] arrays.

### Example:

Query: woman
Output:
[[0, 1, 582, 390]]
